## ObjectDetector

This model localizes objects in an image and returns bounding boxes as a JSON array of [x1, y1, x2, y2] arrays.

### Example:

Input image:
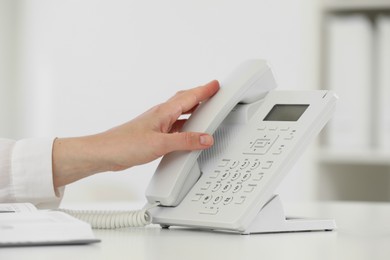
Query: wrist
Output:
[[52, 135, 110, 187]]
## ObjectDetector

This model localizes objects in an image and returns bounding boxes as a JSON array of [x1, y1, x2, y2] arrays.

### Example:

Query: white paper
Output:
[[0, 205, 99, 246], [0, 203, 37, 213]]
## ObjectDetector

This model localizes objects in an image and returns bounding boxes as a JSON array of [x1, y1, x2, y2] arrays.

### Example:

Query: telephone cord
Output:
[[57, 203, 159, 229]]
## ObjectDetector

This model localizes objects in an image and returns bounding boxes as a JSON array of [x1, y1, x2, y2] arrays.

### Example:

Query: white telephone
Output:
[[62, 60, 337, 234]]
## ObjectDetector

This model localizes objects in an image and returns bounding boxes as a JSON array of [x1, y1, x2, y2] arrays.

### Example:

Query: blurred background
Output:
[[0, 0, 389, 205]]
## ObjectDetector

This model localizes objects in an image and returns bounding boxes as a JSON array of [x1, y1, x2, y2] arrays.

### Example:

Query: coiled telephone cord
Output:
[[57, 203, 159, 229]]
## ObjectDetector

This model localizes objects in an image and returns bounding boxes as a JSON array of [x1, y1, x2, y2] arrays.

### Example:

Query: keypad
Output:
[[192, 125, 297, 215]]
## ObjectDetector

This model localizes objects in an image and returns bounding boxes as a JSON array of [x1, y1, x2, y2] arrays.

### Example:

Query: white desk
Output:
[[2, 201, 390, 260]]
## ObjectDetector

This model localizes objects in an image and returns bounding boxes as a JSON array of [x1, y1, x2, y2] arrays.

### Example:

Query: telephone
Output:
[[61, 60, 337, 234]]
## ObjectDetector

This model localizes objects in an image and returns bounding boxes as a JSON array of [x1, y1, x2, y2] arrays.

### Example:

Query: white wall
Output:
[[0, 0, 18, 138], [4, 0, 321, 203]]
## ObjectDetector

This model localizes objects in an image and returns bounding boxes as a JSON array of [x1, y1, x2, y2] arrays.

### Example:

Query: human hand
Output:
[[52, 80, 220, 187], [95, 80, 220, 170]]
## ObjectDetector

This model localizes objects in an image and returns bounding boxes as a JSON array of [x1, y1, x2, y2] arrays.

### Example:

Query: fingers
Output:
[[162, 80, 219, 119], [152, 80, 220, 133], [168, 80, 219, 113], [168, 80, 220, 114], [159, 132, 214, 154], [169, 119, 187, 133]]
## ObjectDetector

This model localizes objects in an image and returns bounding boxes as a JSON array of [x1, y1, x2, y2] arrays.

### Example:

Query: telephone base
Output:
[[241, 195, 336, 235]]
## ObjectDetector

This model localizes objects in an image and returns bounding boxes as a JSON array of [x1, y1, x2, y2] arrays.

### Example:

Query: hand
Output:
[[52, 80, 220, 187]]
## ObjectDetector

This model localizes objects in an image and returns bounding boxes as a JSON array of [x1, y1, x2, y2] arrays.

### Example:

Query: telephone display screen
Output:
[[263, 104, 309, 121]]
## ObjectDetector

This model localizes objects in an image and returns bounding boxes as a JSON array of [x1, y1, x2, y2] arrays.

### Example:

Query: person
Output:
[[0, 80, 220, 208]]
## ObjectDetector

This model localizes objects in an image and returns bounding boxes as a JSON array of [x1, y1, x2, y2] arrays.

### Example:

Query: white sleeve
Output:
[[0, 138, 64, 208]]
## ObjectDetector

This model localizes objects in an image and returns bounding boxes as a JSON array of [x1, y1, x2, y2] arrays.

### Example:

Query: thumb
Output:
[[162, 132, 214, 153]]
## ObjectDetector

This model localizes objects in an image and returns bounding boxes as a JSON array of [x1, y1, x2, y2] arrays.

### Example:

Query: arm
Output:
[[52, 80, 220, 188]]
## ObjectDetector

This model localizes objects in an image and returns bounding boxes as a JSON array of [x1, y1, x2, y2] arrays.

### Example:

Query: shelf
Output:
[[323, 0, 390, 13], [319, 1, 390, 166], [318, 148, 390, 165]]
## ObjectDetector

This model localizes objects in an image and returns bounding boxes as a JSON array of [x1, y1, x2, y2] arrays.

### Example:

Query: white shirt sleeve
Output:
[[0, 138, 64, 209]]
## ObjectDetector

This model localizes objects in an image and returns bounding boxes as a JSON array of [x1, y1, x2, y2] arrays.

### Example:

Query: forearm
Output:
[[51, 81, 218, 189], [52, 135, 111, 188]]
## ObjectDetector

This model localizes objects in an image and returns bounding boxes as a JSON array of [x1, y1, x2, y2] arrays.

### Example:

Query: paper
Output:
[[0, 203, 100, 247], [0, 203, 37, 213]]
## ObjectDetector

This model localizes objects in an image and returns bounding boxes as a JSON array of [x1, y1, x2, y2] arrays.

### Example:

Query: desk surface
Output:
[[2, 201, 390, 260]]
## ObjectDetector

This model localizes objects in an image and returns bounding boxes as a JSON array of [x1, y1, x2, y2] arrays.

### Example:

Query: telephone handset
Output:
[[145, 60, 276, 206]]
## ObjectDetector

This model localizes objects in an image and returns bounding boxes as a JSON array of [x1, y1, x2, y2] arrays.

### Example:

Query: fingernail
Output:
[[200, 135, 213, 146]]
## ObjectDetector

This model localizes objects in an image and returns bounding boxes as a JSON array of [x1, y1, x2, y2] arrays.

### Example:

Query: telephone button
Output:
[[221, 172, 230, 180], [202, 195, 213, 204], [199, 208, 219, 215], [244, 134, 279, 155], [231, 172, 240, 181], [232, 184, 242, 193], [244, 184, 257, 193], [218, 159, 230, 167], [254, 139, 268, 148], [262, 161, 274, 169], [211, 183, 222, 192], [240, 160, 250, 169], [191, 194, 203, 202], [229, 160, 240, 169], [223, 196, 233, 205], [201, 182, 211, 190], [241, 173, 251, 182], [284, 129, 297, 140], [210, 170, 221, 179], [235, 196, 246, 204], [253, 172, 264, 181], [221, 183, 232, 193], [250, 160, 260, 170], [272, 144, 285, 155], [272, 149, 282, 155], [213, 195, 223, 204]]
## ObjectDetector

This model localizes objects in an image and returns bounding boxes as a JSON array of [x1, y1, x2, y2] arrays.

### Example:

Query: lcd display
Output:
[[263, 104, 309, 121]]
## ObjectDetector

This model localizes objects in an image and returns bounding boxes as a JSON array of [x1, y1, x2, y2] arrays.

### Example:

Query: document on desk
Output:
[[0, 203, 100, 247]]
